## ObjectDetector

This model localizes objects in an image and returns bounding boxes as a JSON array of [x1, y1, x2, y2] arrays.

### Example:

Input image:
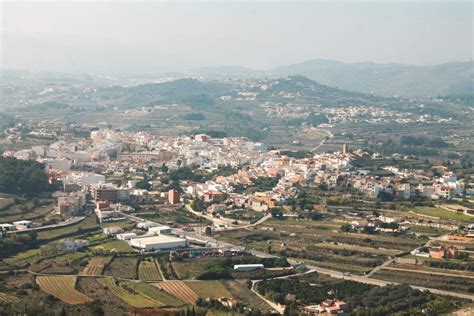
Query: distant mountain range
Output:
[[187, 59, 473, 98], [2, 58, 472, 98]]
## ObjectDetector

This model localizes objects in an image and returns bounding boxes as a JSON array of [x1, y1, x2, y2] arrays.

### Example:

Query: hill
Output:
[[193, 60, 473, 98]]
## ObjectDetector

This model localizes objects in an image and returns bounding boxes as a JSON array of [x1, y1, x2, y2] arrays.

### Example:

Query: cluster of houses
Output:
[[317, 168, 470, 201], [303, 299, 349, 315], [411, 246, 459, 259], [3, 129, 472, 233], [347, 215, 408, 233]]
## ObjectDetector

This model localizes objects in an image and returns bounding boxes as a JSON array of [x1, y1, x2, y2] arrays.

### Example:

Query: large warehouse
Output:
[[129, 235, 187, 251]]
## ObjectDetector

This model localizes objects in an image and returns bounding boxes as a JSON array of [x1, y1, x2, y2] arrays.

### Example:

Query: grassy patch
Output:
[[99, 278, 162, 308], [139, 258, 162, 281], [411, 207, 473, 222], [184, 280, 232, 299], [127, 281, 184, 306], [104, 256, 138, 279], [37, 215, 100, 240]]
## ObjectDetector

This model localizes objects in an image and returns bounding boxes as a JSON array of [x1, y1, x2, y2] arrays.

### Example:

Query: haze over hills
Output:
[[187, 59, 473, 98], [2, 58, 472, 99]]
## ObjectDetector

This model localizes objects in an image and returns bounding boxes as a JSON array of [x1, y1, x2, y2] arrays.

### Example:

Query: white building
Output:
[[137, 221, 159, 230], [116, 232, 137, 240], [233, 264, 264, 272], [13, 220, 33, 229], [148, 225, 172, 235], [129, 235, 186, 251]]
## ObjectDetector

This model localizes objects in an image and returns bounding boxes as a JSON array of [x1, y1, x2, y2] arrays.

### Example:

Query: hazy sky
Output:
[[1, 1, 472, 74]]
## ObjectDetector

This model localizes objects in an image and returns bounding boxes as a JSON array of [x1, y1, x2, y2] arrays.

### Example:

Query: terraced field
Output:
[[220, 218, 425, 275], [138, 258, 162, 281], [127, 281, 184, 307], [153, 280, 198, 304], [184, 280, 231, 299], [36, 275, 92, 305], [81, 256, 111, 276], [371, 269, 474, 294], [99, 278, 162, 308], [0, 292, 19, 303]]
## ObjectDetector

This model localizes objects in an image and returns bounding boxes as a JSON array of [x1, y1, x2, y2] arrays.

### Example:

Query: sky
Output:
[[0, 1, 472, 74]]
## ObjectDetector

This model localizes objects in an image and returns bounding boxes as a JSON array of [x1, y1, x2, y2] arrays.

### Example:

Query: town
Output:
[[0, 124, 473, 315]]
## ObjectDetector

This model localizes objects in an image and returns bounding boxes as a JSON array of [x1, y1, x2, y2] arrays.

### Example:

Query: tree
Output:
[[310, 212, 323, 221], [340, 224, 352, 232], [190, 197, 204, 212], [135, 178, 151, 190], [362, 225, 376, 234], [0, 157, 50, 195]]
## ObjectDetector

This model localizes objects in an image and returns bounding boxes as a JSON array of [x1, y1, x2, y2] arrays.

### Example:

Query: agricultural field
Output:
[[219, 218, 424, 275], [99, 278, 162, 308], [126, 281, 184, 307], [222, 280, 273, 313], [37, 214, 100, 240], [81, 256, 112, 276], [157, 255, 179, 280], [410, 206, 473, 222], [36, 275, 92, 305], [2, 248, 40, 267], [0, 292, 19, 303], [29, 251, 89, 274], [138, 208, 206, 225], [0, 198, 54, 223], [103, 256, 137, 280], [408, 224, 451, 237], [153, 280, 198, 304], [386, 262, 474, 278], [138, 258, 162, 281], [184, 280, 232, 299], [172, 257, 216, 280], [371, 269, 474, 295], [100, 220, 136, 231]]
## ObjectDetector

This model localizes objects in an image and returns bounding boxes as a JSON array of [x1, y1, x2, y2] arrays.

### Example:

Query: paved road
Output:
[[5, 216, 86, 235]]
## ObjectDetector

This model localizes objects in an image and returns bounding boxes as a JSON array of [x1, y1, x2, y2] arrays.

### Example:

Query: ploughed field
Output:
[[0, 292, 19, 303], [152, 280, 198, 304], [36, 275, 92, 305], [81, 256, 111, 276], [98, 278, 184, 308], [138, 258, 162, 281]]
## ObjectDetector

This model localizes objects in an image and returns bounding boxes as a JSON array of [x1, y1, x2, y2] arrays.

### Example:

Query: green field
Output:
[[127, 281, 184, 306], [411, 206, 473, 222], [99, 278, 162, 308], [184, 280, 232, 299], [37, 215, 100, 240], [139, 258, 162, 281]]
